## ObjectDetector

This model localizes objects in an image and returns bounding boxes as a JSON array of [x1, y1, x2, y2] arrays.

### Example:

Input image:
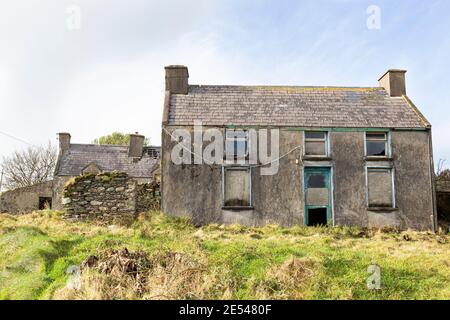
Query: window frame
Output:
[[221, 165, 253, 209], [365, 166, 396, 209], [364, 131, 391, 158], [225, 129, 250, 162], [303, 130, 330, 157]]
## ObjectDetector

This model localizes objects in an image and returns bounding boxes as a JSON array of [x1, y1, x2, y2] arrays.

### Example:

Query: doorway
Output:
[[304, 167, 332, 226], [39, 197, 52, 210]]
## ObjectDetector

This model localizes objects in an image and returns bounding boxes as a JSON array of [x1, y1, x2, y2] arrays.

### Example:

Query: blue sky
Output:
[[0, 0, 449, 169]]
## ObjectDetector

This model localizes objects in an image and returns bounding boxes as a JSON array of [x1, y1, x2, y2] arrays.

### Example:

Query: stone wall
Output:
[[62, 172, 136, 221], [0, 181, 54, 214], [62, 172, 160, 221], [136, 181, 161, 213]]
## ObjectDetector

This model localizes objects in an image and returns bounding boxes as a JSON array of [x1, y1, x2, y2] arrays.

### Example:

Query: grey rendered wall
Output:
[[0, 181, 54, 214], [52, 176, 72, 211], [331, 131, 368, 227], [161, 126, 223, 225], [161, 126, 304, 226], [391, 130, 434, 230], [162, 126, 434, 230], [250, 130, 303, 226], [331, 130, 434, 230]]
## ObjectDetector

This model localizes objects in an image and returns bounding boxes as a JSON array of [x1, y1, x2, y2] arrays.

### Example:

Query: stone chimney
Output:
[[378, 69, 407, 97], [58, 133, 71, 152], [165, 65, 189, 94], [129, 133, 145, 158]]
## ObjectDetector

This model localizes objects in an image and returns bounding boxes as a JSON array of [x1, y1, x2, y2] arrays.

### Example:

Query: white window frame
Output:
[[365, 166, 396, 208], [221, 166, 252, 208], [303, 131, 330, 157], [364, 131, 391, 158]]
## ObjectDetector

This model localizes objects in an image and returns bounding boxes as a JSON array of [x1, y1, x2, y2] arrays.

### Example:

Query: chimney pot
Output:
[[165, 65, 189, 94], [58, 133, 71, 152], [129, 133, 145, 158], [378, 69, 407, 97]]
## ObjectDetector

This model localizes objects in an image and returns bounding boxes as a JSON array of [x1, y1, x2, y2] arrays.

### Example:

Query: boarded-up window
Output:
[[305, 131, 328, 156], [366, 132, 388, 157], [223, 167, 251, 207], [225, 130, 248, 160], [367, 168, 394, 207]]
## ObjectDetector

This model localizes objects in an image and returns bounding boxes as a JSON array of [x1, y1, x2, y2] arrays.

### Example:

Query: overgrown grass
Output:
[[0, 211, 448, 300]]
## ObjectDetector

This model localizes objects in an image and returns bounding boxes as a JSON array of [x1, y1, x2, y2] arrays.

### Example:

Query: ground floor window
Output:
[[366, 167, 395, 208], [223, 166, 251, 207]]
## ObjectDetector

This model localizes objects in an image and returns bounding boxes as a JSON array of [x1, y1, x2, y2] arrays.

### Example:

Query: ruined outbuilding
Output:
[[0, 133, 161, 214], [0, 181, 53, 214], [161, 66, 437, 230], [53, 133, 161, 210]]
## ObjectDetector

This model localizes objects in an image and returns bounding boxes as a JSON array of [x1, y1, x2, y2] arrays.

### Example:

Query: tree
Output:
[[1, 143, 57, 190], [92, 132, 149, 146], [436, 159, 450, 180]]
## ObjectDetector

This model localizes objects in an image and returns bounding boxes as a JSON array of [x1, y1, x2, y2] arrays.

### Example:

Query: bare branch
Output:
[[1, 142, 57, 190]]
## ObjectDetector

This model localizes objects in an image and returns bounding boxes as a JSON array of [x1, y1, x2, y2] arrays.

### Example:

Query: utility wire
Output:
[[162, 127, 301, 168], [0, 130, 34, 146]]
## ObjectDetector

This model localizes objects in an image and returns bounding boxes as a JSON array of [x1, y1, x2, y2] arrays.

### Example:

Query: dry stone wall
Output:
[[62, 172, 137, 221], [136, 181, 161, 213]]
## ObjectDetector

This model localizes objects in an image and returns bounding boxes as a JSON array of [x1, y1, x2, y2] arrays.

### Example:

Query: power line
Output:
[[0, 130, 34, 146], [162, 127, 301, 168]]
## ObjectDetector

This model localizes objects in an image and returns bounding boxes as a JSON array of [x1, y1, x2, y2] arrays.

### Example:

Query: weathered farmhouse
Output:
[[161, 66, 437, 230]]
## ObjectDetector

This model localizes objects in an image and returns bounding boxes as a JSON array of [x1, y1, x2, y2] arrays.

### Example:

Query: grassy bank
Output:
[[0, 211, 449, 300]]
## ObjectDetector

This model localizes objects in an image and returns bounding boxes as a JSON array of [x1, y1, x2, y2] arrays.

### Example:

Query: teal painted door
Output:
[[304, 168, 331, 226]]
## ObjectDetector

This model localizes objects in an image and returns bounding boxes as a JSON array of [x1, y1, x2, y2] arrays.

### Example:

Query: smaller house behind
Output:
[[0, 133, 161, 214]]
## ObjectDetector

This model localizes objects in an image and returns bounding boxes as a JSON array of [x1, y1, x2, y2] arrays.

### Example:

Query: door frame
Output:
[[303, 166, 335, 226]]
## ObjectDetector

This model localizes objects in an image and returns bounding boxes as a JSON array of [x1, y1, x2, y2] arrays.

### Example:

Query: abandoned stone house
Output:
[[0, 133, 161, 214], [161, 65, 437, 231]]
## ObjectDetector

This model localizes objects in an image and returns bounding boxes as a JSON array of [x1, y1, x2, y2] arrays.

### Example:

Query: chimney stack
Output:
[[378, 69, 407, 97], [58, 133, 71, 152], [165, 65, 189, 94], [129, 133, 145, 158]]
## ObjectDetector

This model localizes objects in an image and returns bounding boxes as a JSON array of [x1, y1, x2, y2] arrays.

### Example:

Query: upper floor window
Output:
[[225, 129, 249, 160], [365, 132, 389, 157], [304, 131, 328, 156]]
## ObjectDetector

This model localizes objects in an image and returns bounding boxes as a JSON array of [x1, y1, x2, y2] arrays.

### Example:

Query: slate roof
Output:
[[55, 144, 161, 177], [167, 85, 430, 128]]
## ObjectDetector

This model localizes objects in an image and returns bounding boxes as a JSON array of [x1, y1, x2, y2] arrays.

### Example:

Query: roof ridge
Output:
[[189, 84, 383, 90], [70, 143, 128, 148]]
